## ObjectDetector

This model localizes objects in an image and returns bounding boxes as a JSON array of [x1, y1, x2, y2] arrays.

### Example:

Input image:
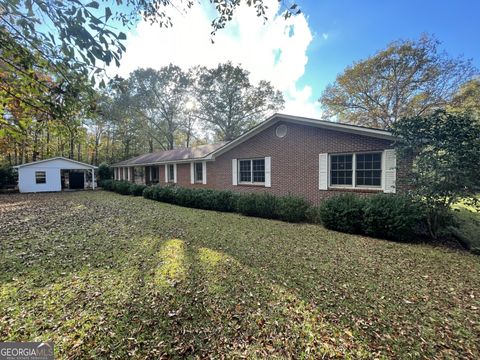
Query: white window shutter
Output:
[[319, 153, 328, 190], [383, 149, 397, 193], [264, 156, 271, 187], [232, 159, 238, 185], [202, 161, 207, 184], [190, 162, 195, 184], [164, 164, 168, 183], [173, 164, 177, 183]]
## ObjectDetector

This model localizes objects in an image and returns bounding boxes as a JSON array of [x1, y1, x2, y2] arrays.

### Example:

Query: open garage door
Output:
[[69, 172, 84, 189]]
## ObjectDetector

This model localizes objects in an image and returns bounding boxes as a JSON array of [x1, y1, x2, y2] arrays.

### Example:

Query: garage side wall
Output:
[[18, 167, 61, 193]]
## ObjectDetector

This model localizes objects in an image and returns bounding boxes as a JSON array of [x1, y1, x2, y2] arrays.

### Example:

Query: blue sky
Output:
[[114, 0, 479, 118], [298, 0, 480, 99]]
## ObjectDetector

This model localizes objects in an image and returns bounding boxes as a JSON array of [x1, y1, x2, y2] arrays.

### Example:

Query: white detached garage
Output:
[[14, 157, 97, 193]]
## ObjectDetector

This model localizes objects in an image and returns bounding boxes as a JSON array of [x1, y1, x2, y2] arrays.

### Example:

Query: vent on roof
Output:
[[275, 124, 287, 138]]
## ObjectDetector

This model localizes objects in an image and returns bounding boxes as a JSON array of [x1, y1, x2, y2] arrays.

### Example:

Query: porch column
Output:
[[92, 169, 96, 190]]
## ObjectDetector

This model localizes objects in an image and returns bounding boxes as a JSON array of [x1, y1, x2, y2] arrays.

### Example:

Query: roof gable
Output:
[[207, 113, 396, 159], [14, 157, 97, 169]]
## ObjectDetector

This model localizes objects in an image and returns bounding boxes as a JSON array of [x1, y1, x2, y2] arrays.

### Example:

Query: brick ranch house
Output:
[[111, 114, 405, 204]]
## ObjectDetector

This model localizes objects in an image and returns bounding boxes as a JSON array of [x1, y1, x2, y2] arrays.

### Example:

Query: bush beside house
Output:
[[103, 179, 480, 250]]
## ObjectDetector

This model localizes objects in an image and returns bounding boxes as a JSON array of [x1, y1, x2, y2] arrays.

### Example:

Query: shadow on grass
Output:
[[2, 193, 479, 358], [1, 237, 373, 358]]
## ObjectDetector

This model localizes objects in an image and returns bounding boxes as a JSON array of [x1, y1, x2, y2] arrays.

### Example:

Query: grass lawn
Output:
[[453, 200, 480, 250], [1, 191, 479, 359]]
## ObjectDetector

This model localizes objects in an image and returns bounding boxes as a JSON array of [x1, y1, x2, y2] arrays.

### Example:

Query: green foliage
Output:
[[142, 185, 155, 200], [236, 193, 279, 219], [98, 163, 112, 181], [99, 179, 114, 191], [320, 35, 476, 128], [392, 110, 480, 237], [194, 62, 285, 141], [363, 194, 423, 241], [276, 195, 310, 223], [305, 205, 322, 224], [449, 78, 480, 116], [0, 166, 16, 188], [319, 194, 365, 234], [129, 184, 146, 196], [112, 181, 131, 195]]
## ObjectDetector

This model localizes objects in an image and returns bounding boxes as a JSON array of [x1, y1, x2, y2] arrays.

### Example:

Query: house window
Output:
[[195, 162, 203, 183], [35, 171, 46, 184], [329, 152, 383, 188], [168, 164, 175, 182], [356, 153, 382, 186], [238, 159, 265, 184], [330, 154, 353, 186]]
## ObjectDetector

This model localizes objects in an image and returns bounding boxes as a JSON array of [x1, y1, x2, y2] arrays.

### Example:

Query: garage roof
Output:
[[13, 157, 98, 169]]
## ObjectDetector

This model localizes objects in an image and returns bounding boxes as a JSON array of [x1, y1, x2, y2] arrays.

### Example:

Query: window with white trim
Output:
[[168, 164, 175, 182], [329, 152, 382, 188], [330, 154, 353, 186], [35, 171, 46, 184], [238, 159, 265, 184], [194, 162, 203, 183], [356, 153, 382, 186]]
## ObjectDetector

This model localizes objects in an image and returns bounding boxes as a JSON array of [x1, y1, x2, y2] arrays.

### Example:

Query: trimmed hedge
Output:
[[320, 194, 365, 234], [363, 194, 422, 241], [319, 193, 424, 241], [112, 181, 131, 195], [237, 193, 279, 219], [129, 184, 146, 196], [276, 195, 310, 222], [104, 180, 426, 241], [99, 179, 114, 191]]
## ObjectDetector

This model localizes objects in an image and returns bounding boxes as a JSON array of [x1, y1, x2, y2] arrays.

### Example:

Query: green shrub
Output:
[[320, 194, 365, 234], [305, 205, 322, 224], [175, 187, 196, 207], [276, 195, 310, 222], [155, 185, 176, 203], [98, 163, 112, 182], [142, 186, 155, 199], [112, 181, 131, 195], [363, 194, 423, 241], [129, 184, 146, 196], [237, 192, 279, 219], [100, 179, 114, 191], [211, 190, 239, 212]]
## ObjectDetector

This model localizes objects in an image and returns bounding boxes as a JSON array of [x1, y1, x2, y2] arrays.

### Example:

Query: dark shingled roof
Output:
[[112, 142, 227, 167]]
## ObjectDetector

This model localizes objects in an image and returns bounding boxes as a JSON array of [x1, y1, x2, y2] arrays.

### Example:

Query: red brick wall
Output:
[[159, 121, 406, 205]]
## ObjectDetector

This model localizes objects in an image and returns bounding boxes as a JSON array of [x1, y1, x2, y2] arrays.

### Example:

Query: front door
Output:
[[69, 172, 84, 189]]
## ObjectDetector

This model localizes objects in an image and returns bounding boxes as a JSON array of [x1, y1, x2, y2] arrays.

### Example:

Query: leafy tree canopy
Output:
[[320, 35, 478, 129], [392, 110, 480, 237], [448, 77, 480, 116], [193, 62, 284, 141]]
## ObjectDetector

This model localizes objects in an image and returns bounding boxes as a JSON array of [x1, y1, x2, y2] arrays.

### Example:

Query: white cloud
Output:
[[109, 0, 321, 119]]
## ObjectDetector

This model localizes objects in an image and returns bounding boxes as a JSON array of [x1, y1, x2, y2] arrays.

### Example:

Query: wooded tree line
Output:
[[1, 0, 477, 169], [0, 60, 284, 166], [0, 0, 298, 167]]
